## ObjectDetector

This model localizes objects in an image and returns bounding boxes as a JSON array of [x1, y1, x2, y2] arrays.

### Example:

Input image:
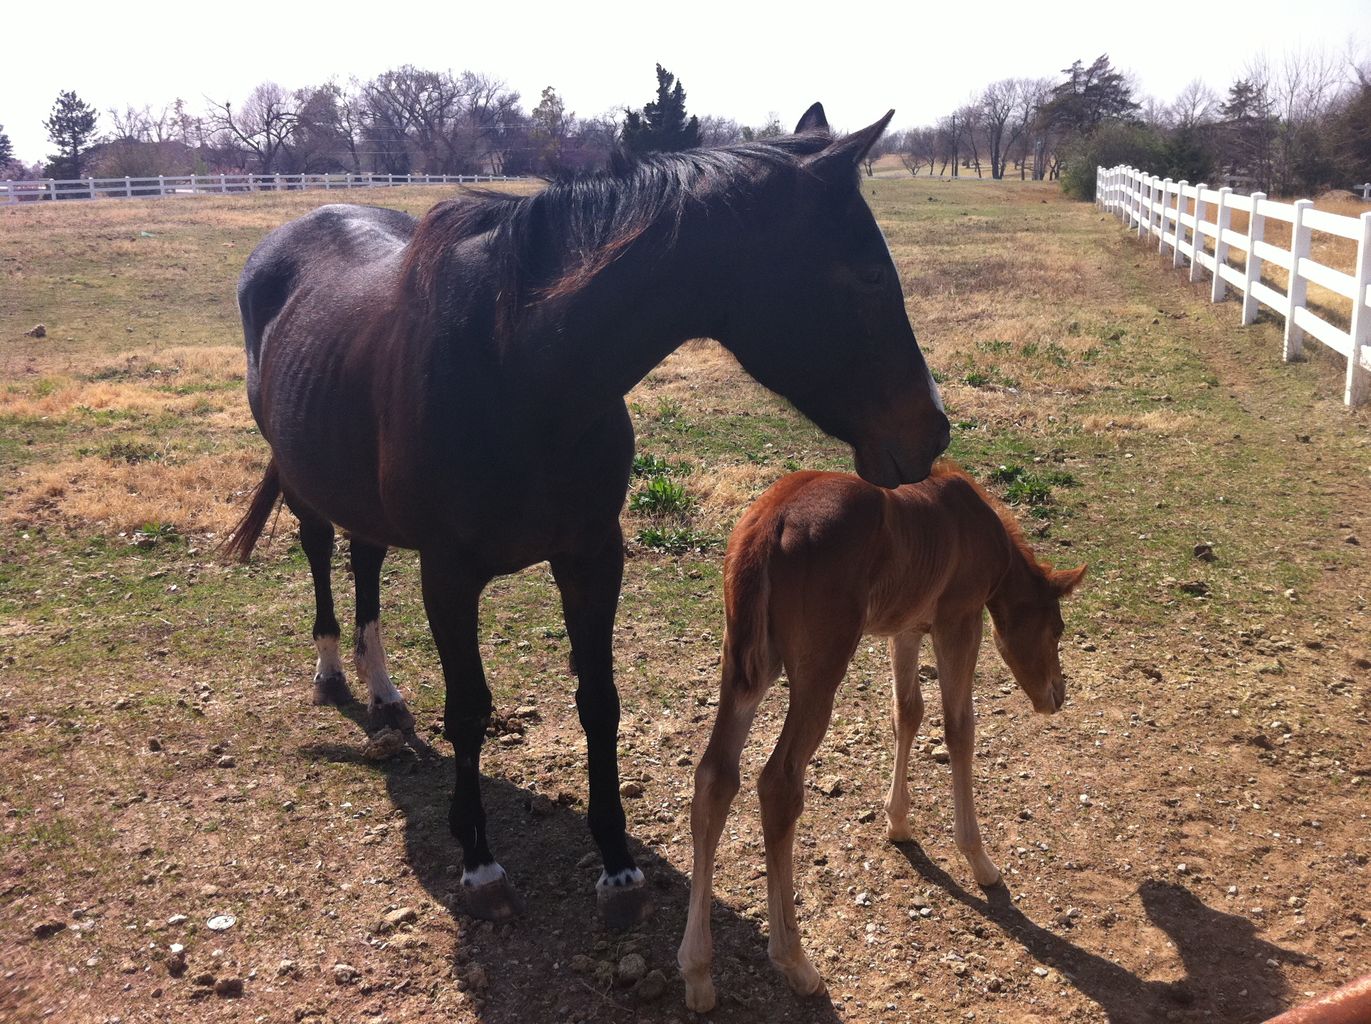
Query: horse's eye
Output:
[[857, 266, 884, 287]]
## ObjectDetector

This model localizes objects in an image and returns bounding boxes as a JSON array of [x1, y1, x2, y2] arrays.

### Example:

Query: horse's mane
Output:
[[399, 133, 832, 345], [927, 460, 1053, 583]]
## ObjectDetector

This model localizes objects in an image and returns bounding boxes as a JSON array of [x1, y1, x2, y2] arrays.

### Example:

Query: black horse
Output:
[[226, 103, 950, 926]]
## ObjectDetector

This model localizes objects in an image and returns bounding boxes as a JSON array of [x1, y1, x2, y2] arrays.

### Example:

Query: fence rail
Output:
[[1, 172, 526, 206], [1097, 164, 1371, 407]]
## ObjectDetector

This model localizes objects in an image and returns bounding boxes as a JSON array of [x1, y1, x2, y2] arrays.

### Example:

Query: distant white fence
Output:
[[1, 172, 526, 206], [1096, 164, 1371, 407]]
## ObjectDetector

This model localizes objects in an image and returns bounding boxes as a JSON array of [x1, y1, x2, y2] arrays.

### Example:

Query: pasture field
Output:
[[1, 178, 1369, 1024]]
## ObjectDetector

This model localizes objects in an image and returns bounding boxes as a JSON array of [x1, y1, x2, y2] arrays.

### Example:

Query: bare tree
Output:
[[1170, 78, 1219, 129], [206, 83, 299, 173]]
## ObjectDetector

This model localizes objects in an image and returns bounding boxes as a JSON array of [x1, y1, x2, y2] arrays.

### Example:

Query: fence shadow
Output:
[[894, 841, 1310, 1023], [300, 708, 842, 1024]]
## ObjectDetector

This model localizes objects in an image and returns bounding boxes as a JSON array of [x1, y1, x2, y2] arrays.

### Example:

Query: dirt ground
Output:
[[1, 178, 1369, 1024]]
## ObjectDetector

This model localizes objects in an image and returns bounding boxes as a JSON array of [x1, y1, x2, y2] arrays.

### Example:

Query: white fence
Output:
[[1, 172, 525, 206], [1096, 164, 1371, 407]]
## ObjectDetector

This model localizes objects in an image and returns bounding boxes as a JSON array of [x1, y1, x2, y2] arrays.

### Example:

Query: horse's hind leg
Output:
[[678, 642, 775, 1012], [350, 539, 414, 731], [884, 629, 925, 842], [296, 509, 354, 706]]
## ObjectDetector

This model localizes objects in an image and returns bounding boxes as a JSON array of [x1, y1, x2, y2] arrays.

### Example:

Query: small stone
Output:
[[200, 884, 220, 898], [206, 915, 235, 931], [333, 963, 359, 985], [372, 906, 417, 933], [215, 755, 236, 769], [120, 960, 139, 975], [987, 976, 1003, 992], [817, 775, 843, 797], [855, 892, 873, 907], [1284, 588, 1298, 602], [616, 953, 648, 986], [1033, 966, 1049, 978], [192, 972, 216, 987], [166, 951, 187, 977], [512, 704, 539, 720], [31, 920, 66, 939], [619, 781, 644, 798], [26, 324, 46, 338], [1019, 809, 1033, 820], [857, 809, 876, 824], [1176, 863, 1189, 874], [635, 969, 668, 1002], [1079, 794, 1093, 806], [930, 745, 950, 764], [277, 960, 298, 978], [465, 963, 488, 992], [363, 727, 407, 761], [1344, 535, 1360, 546], [214, 977, 243, 998]]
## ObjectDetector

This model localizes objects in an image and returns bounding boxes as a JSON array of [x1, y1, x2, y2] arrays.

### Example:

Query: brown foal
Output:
[[678, 463, 1086, 1011]]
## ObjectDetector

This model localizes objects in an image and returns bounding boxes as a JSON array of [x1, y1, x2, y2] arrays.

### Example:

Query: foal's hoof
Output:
[[681, 973, 717, 1014], [461, 871, 524, 922], [312, 672, 355, 707], [369, 699, 415, 733], [596, 868, 652, 930]]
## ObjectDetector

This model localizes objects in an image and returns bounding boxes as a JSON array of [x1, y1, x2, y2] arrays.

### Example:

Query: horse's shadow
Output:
[[301, 708, 843, 1023], [894, 842, 1313, 1023]]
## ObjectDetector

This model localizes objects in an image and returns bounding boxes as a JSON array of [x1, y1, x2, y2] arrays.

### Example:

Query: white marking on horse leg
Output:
[[596, 866, 645, 891], [354, 621, 404, 709], [314, 635, 344, 680], [460, 861, 507, 888]]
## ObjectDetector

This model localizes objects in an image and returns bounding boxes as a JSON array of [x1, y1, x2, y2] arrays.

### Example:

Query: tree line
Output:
[[0, 65, 742, 183], [879, 49, 1371, 199]]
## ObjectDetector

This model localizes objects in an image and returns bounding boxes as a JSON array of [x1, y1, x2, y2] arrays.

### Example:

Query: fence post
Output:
[[1190, 185, 1208, 283], [1211, 187, 1233, 303], [1172, 181, 1187, 267], [1282, 198, 1313, 361], [1137, 174, 1149, 240], [124, 176, 132, 199], [1240, 192, 1267, 325], [1158, 179, 1172, 254], [158, 175, 166, 197], [1345, 211, 1371, 406], [88, 177, 96, 200]]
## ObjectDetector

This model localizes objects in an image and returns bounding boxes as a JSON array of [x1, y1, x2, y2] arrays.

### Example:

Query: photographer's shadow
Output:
[[896, 841, 1312, 1023], [301, 709, 843, 1023]]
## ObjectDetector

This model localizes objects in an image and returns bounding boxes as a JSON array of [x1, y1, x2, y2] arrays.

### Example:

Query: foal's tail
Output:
[[220, 459, 282, 563], [721, 514, 782, 695]]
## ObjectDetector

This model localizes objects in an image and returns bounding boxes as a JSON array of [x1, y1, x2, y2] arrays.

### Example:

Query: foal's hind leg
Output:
[[349, 539, 414, 731], [296, 510, 354, 706], [884, 629, 925, 842], [678, 645, 775, 1012]]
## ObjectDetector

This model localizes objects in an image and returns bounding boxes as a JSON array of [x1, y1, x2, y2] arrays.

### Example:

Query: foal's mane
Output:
[[928, 460, 1053, 583], [399, 133, 831, 344]]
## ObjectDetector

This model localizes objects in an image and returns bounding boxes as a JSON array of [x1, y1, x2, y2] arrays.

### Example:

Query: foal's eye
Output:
[[857, 266, 884, 287]]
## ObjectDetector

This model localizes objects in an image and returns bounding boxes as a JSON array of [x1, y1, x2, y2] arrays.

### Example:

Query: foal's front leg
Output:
[[552, 532, 649, 928], [420, 553, 521, 920], [932, 614, 1001, 887], [884, 629, 925, 842]]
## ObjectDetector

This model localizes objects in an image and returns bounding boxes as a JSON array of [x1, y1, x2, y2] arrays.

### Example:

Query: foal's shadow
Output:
[[301, 708, 842, 1023], [895, 842, 1311, 1023]]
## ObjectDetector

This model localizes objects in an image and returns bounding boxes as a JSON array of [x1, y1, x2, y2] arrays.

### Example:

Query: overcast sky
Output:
[[3, 0, 1365, 166]]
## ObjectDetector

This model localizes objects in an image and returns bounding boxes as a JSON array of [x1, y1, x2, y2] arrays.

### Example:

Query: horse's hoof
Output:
[[312, 672, 355, 706], [461, 873, 523, 921], [597, 868, 652, 930], [682, 974, 717, 1013], [370, 700, 415, 733], [772, 956, 826, 998]]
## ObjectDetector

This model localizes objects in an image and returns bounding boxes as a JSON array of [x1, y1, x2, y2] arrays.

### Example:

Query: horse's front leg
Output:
[[420, 553, 521, 920], [932, 613, 1001, 887], [884, 629, 925, 842], [552, 529, 649, 928]]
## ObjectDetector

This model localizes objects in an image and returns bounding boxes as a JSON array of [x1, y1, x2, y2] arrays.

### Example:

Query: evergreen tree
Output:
[[0, 125, 13, 167], [621, 64, 701, 156], [1218, 79, 1275, 189], [44, 90, 99, 179], [1042, 55, 1138, 138]]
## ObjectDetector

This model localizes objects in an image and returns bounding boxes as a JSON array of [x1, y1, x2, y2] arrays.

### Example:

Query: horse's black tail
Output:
[[220, 459, 281, 563]]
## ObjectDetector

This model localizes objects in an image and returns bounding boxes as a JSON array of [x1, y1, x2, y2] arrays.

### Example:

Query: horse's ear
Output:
[[795, 102, 829, 134], [1050, 564, 1088, 597], [804, 109, 895, 182]]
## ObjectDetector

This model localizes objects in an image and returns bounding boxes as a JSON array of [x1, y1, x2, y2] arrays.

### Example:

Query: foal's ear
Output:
[[1050, 564, 1088, 598], [803, 109, 895, 182], [795, 102, 830, 134]]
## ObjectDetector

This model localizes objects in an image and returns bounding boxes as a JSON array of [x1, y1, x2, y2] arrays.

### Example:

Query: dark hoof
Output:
[[370, 700, 415, 733], [598, 880, 653, 930], [312, 672, 355, 707], [462, 876, 524, 922]]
